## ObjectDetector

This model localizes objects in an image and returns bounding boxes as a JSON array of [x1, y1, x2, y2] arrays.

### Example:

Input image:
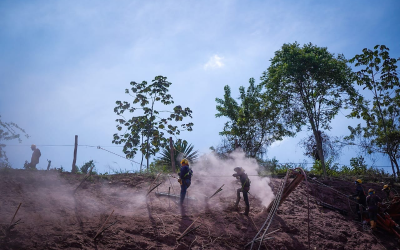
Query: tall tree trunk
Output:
[[140, 134, 144, 173], [313, 130, 327, 179]]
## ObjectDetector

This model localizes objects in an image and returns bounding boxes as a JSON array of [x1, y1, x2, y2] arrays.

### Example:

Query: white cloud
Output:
[[203, 55, 224, 70]]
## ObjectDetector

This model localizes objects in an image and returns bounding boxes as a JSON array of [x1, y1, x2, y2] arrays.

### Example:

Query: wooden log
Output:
[[93, 209, 114, 240], [177, 217, 199, 241]]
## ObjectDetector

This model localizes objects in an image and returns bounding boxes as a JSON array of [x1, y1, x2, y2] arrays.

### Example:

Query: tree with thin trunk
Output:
[[261, 42, 356, 179], [112, 76, 194, 171]]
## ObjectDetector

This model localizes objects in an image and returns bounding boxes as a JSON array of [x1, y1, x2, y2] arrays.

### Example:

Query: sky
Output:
[[1, 0, 399, 174]]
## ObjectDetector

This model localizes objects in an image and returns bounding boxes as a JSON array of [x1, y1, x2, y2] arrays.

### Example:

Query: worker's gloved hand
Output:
[[178, 178, 182, 185]]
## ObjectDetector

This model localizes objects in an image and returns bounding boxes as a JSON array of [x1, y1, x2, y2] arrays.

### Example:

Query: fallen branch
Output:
[[73, 165, 95, 194], [177, 217, 199, 241], [96, 220, 118, 239], [10, 203, 22, 225], [184, 224, 201, 236], [189, 236, 197, 250], [208, 184, 224, 199], [93, 209, 114, 240], [148, 173, 161, 193], [147, 182, 163, 196]]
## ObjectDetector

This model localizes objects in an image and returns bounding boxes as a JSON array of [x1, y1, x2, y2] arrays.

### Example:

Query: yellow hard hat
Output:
[[368, 188, 375, 194], [355, 179, 362, 184], [180, 158, 189, 165], [383, 184, 390, 191]]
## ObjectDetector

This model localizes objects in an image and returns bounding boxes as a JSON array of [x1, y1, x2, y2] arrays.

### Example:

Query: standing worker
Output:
[[178, 158, 192, 206], [366, 188, 381, 230], [350, 179, 366, 221], [382, 184, 395, 201], [29, 144, 41, 169], [232, 167, 251, 216]]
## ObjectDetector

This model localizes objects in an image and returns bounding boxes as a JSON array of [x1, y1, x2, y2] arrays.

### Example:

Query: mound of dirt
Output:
[[0, 168, 399, 250]]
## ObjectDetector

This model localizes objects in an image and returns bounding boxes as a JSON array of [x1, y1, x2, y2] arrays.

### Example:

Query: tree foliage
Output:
[[215, 78, 293, 158], [346, 45, 400, 177], [0, 115, 29, 167], [261, 42, 355, 178], [112, 76, 194, 170], [299, 131, 342, 161], [157, 140, 199, 170]]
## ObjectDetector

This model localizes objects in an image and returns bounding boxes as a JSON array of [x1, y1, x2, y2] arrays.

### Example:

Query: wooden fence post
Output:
[[71, 135, 78, 173], [169, 137, 176, 173]]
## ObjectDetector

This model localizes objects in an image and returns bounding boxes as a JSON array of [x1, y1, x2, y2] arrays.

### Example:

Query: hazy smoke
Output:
[[191, 149, 275, 208]]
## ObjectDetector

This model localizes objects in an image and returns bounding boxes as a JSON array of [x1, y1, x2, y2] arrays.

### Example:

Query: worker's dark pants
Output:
[[236, 187, 250, 208], [180, 179, 191, 205], [368, 210, 378, 221], [356, 201, 366, 219]]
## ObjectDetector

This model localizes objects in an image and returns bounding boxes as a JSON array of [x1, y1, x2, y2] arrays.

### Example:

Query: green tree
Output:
[[113, 76, 194, 171], [261, 42, 355, 178], [299, 131, 342, 161], [157, 140, 199, 170], [0, 116, 29, 167], [215, 78, 293, 158], [346, 45, 400, 177]]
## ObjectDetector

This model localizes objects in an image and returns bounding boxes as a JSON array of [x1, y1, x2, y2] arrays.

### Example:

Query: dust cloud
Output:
[[190, 149, 275, 208]]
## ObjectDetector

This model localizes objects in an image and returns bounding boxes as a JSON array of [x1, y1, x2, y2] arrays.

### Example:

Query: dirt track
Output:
[[0, 169, 399, 250]]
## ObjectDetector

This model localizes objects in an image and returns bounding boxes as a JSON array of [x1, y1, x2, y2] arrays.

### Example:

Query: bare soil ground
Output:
[[0, 169, 399, 250]]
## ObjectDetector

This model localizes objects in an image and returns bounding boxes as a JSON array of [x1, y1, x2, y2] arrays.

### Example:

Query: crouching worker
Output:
[[366, 188, 381, 230], [178, 158, 193, 206], [233, 167, 251, 216]]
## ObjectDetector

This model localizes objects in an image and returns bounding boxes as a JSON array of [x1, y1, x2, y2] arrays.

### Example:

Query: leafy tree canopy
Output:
[[261, 42, 355, 178], [215, 78, 293, 158], [346, 45, 400, 176], [112, 76, 194, 170]]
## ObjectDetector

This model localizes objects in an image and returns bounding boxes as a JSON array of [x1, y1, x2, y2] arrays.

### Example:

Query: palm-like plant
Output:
[[158, 140, 199, 168]]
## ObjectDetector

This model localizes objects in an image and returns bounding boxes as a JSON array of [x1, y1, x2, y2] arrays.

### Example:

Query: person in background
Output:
[[29, 144, 41, 169], [350, 179, 366, 221], [366, 188, 381, 230], [382, 184, 395, 201], [178, 158, 192, 206], [233, 167, 251, 216]]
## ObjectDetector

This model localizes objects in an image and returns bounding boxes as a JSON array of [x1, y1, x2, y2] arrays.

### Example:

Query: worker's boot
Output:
[[370, 220, 376, 230], [244, 206, 249, 216]]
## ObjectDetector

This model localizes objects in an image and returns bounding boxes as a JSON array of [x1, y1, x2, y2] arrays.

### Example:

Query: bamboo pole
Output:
[[93, 209, 114, 240], [177, 217, 199, 241]]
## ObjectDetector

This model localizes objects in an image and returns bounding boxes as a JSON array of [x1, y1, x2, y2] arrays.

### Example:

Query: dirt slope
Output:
[[0, 169, 399, 250]]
